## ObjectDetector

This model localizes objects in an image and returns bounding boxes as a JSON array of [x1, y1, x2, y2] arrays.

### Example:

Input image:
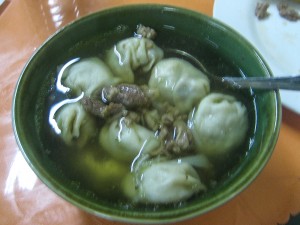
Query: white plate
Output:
[[213, 0, 300, 114]]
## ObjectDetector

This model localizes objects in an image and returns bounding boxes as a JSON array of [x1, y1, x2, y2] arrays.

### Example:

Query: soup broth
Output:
[[35, 24, 256, 209]]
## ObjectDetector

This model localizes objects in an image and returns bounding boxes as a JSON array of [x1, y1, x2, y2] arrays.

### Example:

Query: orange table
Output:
[[1, 1, 299, 224]]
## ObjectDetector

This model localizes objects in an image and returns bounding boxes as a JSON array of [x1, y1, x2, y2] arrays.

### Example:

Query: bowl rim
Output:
[[12, 4, 282, 224]]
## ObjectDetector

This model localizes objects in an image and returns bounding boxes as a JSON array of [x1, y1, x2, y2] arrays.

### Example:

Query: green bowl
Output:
[[12, 4, 281, 224]]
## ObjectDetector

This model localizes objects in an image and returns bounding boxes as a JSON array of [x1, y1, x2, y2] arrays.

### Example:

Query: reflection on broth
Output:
[[35, 25, 255, 208], [49, 92, 84, 135]]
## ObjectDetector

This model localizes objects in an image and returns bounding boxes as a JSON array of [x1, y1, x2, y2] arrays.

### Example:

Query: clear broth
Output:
[[35, 25, 257, 209]]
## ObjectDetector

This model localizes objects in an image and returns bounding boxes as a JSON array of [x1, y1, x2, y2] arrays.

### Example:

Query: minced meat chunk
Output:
[[277, 2, 300, 21], [81, 96, 125, 119], [136, 24, 157, 39], [255, 2, 270, 20], [102, 84, 151, 109]]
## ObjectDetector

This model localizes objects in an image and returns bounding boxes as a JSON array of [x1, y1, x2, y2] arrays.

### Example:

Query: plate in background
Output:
[[213, 0, 300, 114]]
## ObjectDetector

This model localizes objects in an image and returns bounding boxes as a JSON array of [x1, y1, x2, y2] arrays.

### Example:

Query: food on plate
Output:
[[277, 2, 300, 21], [255, 1, 300, 21], [255, 2, 270, 20]]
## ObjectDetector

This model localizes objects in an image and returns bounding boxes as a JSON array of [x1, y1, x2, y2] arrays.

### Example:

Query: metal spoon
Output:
[[218, 75, 300, 91], [166, 49, 300, 91]]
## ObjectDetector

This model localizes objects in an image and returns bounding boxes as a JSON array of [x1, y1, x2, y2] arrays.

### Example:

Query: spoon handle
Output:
[[222, 75, 300, 90]]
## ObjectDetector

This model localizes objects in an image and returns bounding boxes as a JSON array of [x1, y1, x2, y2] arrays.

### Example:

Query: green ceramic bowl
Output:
[[12, 4, 281, 224]]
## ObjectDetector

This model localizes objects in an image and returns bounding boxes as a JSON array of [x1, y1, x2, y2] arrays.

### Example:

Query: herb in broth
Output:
[[35, 25, 255, 208]]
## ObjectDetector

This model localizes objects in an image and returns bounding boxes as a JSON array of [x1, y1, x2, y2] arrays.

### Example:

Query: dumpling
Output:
[[76, 149, 128, 194], [55, 102, 98, 147], [190, 93, 248, 156], [99, 117, 161, 162], [61, 57, 118, 97], [148, 58, 210, 113], [122, 160, 206, 203], [105, 37, 164, 83]]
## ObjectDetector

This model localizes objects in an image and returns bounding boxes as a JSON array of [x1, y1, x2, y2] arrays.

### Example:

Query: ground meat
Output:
[[90, 82, 194, 158], [153, 118, 194, 157], [123, 111, 141, 126], [102, 84, 151, 109], [141, 109, 161, 131], [277, 2, 300, 21], [164, 119, 194, 155], [136, 24, 157, 39], [137, 115, 194, 157], [81, 96, 125, 119], [255, 2, 270, 20]]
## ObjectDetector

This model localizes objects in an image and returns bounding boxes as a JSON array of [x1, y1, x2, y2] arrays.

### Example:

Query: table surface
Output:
[[1, 1, 300, 225]]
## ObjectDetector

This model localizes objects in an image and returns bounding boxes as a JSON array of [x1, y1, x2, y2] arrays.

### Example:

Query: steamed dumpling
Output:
[[99, 117, 161, 162], [148, 58, 210, 113], [122, 160, 206, 203], [55, 102, 98, 147], [76, 149, 128, 194], [190, 93, 248, 156], [105, 37, 164, 83], [62, 57, 118, 97]]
